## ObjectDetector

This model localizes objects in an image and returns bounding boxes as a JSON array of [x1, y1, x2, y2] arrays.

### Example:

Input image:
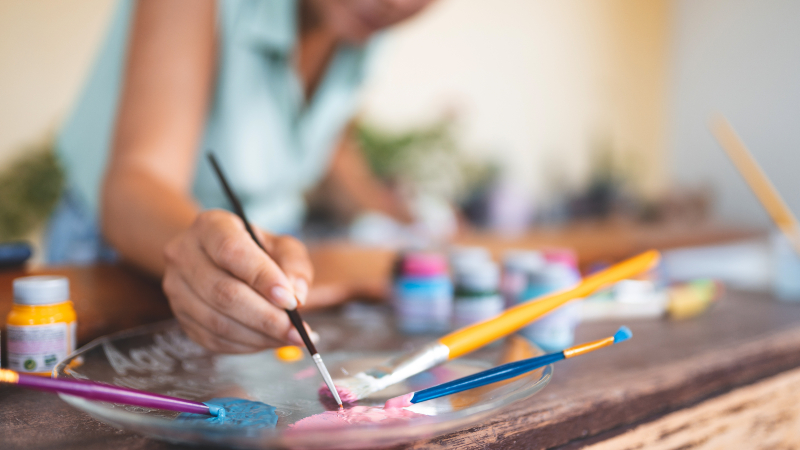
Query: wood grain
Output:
[[0, 223, 784, 450], [396, 292, 800, 449], [4, 289, 800, 450], [581, 366, 800, 450]]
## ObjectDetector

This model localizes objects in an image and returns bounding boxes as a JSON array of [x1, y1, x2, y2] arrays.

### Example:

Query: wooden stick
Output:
[[710, 115, 800, 255]]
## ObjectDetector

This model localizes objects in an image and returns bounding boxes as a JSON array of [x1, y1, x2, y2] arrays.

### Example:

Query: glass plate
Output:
[[54, 314, 552, 449]]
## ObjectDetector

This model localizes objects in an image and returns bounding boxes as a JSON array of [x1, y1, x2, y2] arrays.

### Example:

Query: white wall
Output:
[[0, 0, 114, 167], [670, 0, 800, 226], [360, 0, 670, 202], [0, 0, 670, 209], [7, 0, 793, 229]]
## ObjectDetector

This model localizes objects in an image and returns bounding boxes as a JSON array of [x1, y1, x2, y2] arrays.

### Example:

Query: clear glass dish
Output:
[[54, 315, 552, 449]]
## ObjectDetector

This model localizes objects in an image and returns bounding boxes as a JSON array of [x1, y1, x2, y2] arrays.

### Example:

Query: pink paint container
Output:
[[393, 252, 453, 334]]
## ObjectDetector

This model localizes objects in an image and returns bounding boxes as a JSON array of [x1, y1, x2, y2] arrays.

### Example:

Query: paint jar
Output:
[[394, 252, 453, 334], [501, 250, 546, 308], [6, 276, 77, 375], [453, 259, 504, 328], [771, 232, 800, 301], [518, 249, 583, 352], [449, 245, 492, 276]]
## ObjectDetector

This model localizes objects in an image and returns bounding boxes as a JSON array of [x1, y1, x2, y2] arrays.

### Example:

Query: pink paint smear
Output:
[[318, 383, 360, 404], [383, 393, 414, 409], [288, 405, 424, 430], [292, 366, 318, 381]]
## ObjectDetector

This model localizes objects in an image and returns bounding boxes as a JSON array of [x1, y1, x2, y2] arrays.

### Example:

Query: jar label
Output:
[[453, 295, 504, 328], [70, 321, 77, 355], [7, 323, 70, 373], [394, 280, 453, 334]]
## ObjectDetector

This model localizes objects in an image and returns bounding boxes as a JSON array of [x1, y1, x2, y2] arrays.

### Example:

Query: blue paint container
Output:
[[394, 252, 453, 334], [517, 249, 583, 352]]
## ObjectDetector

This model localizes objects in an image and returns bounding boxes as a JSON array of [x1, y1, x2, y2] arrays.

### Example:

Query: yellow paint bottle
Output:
[[6, 276, 77, 375]]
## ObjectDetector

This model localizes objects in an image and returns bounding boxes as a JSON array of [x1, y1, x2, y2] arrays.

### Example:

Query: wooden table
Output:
[[4, 223, 797, 449]]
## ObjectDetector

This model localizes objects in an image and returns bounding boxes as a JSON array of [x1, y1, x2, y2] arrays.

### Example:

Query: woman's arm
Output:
[[326, 127, 414, 223], [101, 0, 315, 353], [102, 0, 214, 272]]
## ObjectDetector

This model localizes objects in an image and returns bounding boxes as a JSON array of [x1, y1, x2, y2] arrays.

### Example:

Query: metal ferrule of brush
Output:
[[361, 342, 450, 393], [313, 353, 342, 405]]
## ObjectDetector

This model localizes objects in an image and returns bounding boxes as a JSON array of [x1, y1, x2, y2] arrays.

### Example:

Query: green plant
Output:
[[355, 117, 492, 202], [0, 140, 64, 242]]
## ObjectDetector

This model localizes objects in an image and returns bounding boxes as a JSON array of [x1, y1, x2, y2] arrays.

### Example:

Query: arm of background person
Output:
[[297, 128, 414, 307], [326, 125, 415, 224], [306, 243, 396, 309]]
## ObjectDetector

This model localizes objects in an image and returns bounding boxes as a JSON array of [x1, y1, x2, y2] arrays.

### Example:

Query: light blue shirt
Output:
[[57, 0, 376, 235]]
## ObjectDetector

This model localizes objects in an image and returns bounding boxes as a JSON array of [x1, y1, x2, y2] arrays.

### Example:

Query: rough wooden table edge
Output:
[[396, 326, 800, 450]]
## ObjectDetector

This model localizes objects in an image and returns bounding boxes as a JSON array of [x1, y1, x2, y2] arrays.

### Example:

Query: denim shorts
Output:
[[44, 189, 118, 265], [44, 190, 302, 265]]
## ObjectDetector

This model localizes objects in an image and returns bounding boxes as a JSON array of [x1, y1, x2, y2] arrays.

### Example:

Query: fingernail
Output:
[[271, 286, 297, 310], [294, 278, 308, 306], [287, 328, 304, 346], [309, 330, 320, 345]]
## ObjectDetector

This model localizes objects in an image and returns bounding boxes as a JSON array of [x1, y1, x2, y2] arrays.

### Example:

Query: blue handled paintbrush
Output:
[[385, 327, 632, 408]]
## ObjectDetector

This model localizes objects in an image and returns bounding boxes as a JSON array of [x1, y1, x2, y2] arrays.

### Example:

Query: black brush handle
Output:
[[286, 309, 317, 354], [207, 154, 261, 246], [206, 152, 317, 355]]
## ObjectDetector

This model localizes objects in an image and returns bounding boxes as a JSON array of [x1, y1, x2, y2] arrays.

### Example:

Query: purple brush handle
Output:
[[18, 373, 211, 416]]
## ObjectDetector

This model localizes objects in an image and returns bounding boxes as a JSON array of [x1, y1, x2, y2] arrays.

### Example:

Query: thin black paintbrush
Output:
[[206, 152, 343, 408]]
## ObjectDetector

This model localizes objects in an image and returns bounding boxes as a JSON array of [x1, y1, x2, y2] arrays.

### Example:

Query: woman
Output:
[[48, 0, 432, 353]]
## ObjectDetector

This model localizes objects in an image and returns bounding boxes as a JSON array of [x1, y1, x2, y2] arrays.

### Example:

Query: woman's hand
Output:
[[162, 209, 316, 353]]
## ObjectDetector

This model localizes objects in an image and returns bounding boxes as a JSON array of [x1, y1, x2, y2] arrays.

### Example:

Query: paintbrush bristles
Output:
[[613, 326, 633, 343], [0, 369, 20, 383], [206, 152, 341, 405], [323, 377, 376, 404]]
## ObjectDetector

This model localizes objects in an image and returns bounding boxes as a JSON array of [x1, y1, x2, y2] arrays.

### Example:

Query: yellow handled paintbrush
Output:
[[322, 250, 660, 402]]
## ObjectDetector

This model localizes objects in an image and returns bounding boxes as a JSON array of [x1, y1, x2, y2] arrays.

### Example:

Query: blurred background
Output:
[[4, 3, 800, 445], [2, 0, 800, 254]]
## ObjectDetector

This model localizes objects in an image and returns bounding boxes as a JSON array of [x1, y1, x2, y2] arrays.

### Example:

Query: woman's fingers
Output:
[[165, 237, 310, 345], [162, 209, 318, 353], [193, 210, 299, 310], [164, 268, 290, 349], [287, 322, 320, 347], [164, 268, 262, 354], [268, 234, 314, 306]]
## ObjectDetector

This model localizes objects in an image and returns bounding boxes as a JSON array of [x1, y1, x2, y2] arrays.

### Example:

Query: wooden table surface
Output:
[[2, 222, 792, 450]]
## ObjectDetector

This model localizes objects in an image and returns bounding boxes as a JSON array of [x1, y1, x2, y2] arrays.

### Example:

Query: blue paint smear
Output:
[[175, 397, 278, 429]]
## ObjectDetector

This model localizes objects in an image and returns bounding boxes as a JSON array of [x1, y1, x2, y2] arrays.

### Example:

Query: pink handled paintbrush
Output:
[[0, 368, 225, 417]]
